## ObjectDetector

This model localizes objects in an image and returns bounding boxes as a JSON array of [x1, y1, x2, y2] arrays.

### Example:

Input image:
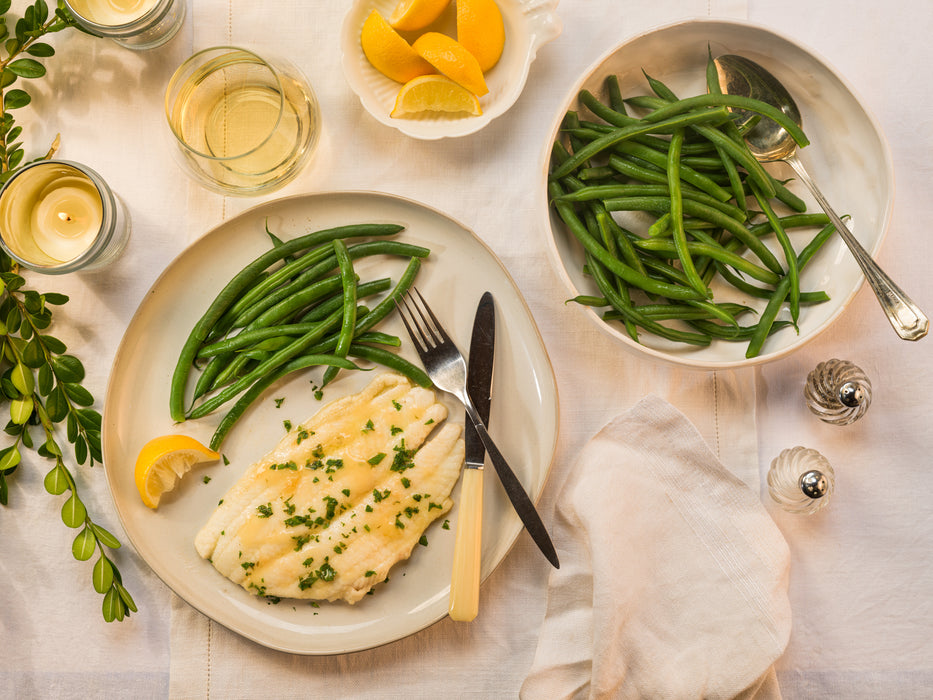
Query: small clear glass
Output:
[[165, 47, 321, 196], [767, 446, 835, 515], [0, 160, 130, 274], [805, 359, 872, 425], [63, 0, 185, 51]]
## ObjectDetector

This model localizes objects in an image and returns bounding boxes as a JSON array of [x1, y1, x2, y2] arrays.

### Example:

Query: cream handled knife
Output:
[[449, 291, 495, 622]]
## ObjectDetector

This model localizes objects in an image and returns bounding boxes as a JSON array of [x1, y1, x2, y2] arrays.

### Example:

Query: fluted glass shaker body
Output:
[[805, 359, 872, 425], [768, 446, 835, 514]]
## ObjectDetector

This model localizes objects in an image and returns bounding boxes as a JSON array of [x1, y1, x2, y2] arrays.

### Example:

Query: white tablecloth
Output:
[[2, 0, 932, 697]]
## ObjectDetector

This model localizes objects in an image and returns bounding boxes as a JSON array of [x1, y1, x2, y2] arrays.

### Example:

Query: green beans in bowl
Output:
[[541, 19, 893, 369]]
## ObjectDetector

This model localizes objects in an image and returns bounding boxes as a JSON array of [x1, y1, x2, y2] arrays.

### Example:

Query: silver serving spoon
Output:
[[715, 54, 928, 341]]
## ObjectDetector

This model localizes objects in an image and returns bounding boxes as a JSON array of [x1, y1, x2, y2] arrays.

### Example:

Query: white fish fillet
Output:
[[195, 373, 464, 603]]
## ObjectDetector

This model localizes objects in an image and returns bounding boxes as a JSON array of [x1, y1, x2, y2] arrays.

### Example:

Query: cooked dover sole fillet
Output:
[[195, 373, 464, 603]]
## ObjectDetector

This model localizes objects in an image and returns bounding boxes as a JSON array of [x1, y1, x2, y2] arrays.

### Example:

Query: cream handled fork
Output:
[[396, 289, 560, 569]]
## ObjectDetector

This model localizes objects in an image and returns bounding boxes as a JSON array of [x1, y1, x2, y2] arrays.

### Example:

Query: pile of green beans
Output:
[[548, 60, 837, 358], [169, 223, 432, 449]]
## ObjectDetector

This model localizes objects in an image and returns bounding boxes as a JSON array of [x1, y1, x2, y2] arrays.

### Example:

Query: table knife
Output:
[[449, 291, 495, 621]]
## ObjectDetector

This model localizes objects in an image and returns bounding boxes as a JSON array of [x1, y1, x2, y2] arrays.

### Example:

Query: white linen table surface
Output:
[[1, 0, 932, 698]]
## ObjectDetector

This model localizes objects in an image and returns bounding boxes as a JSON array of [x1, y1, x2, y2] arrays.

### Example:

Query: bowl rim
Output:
[[538, 16, 896, 370]]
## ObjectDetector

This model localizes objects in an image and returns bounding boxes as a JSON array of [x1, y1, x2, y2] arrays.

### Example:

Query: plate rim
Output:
[[102, 189, 560, 654]]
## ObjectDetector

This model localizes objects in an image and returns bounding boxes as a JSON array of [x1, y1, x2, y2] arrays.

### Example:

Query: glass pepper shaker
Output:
[[767, 446, 835, 514], [804, 359, 872, 425]]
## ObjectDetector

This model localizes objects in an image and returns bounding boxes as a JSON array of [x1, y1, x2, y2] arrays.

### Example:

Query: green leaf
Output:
[[23, 289, 42, 313], [63, 382, 93, 406], [74, 435, 87, 464], [40, 334, 67, 353], [10, 362, 34, 395], [10, 395, 33, 424], [0, 444, 21, 471], [91, 523, 122, 549], [3, 89, 30, 110], [0, 1, 12, 16], [102, 586, 120, 622], [8, 148, 24, 168], [43, 463, 68, 495], [34, 0, 49, 25], [46, 385, 67, 422], [37, 363, 53, 395], [76, 408, 102, 430], [42, 293, 68, 306], [61, 492, 86, 528], [25, 42, 53, 58], [0, 69, 15, 89], [72, 526, 96, 561], [0, 472, 7, 505], [23, 337, 44, 368], [52, 354, 84, 383], [93, 555, 114, 593], [117, 582, 137, 613], [5, 305, 21, 332]]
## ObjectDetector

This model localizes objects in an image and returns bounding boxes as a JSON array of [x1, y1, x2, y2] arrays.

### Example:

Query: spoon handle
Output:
[[785, 154, 928, 341]]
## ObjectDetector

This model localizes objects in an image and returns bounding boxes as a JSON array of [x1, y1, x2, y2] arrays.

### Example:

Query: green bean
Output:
[[667, 127, 707, 295], [321, 240, 358, 387], [587, 251, 711, 346], [170, 222, 402, 422], [634, 238, 780, 285], [605, 74, 627, 114], [603, 196, 783, 274], [299, 280, 388, 322], [549, 182, 704, 301], [352, 331, 401, 347], [746, 222, 836, 357], [557, 183, 746, 221], [549, 107, 734, 181], [750, 180, 799, 323], [188, 308, 347, 419], [347, 343, 431, 388], [637, 94, 809, 148], [222, 241, 429, 332], [208, 354, 361, 450], [689, 318, 794, 341]]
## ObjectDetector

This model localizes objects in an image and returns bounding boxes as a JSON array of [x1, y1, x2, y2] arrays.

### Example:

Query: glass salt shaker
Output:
[[804, 359, 872, 425], [767, 446, 835, 514]]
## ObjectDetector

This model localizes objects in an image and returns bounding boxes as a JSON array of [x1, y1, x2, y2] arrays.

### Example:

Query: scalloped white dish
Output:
[[102, 191, 559, 654], [341, 0, 561, 139], [540, 19, 895, 369]]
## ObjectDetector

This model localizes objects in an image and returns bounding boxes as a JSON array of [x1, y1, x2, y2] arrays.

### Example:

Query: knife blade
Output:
[[449, 291, 495, 621]]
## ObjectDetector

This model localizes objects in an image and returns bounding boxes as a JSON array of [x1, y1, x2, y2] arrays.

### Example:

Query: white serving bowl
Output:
[[341, 0, 561, 139], [540, 19, 895, 369]]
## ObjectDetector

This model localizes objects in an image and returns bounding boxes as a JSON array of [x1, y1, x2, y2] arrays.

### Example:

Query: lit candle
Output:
[[65, 0, 158, 25], [0, 161, 129, 273]]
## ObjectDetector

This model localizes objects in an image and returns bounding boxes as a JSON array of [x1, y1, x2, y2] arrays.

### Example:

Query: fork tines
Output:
[[396, 288, 449, 353]]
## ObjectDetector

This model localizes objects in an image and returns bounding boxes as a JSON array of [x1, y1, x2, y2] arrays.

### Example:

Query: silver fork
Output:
[[396, 288, 559, 569]]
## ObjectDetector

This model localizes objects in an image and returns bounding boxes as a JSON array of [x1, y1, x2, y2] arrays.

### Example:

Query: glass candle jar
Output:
[[0, 161, 130, 274], [64, 0, 185, 50]]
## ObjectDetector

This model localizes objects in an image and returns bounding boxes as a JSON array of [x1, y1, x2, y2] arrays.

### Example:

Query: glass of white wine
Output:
[[165, 47, 321, 196]]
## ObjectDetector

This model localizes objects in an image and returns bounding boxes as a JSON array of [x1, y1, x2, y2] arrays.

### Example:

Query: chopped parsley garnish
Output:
[[390, 425, 404, 435], [256, 503, 273, 518], [419, 535, 428, 546], [341, 488, 351, 497], [202, 475, 211, 484], [274, 397, 285, 408], [401, 477, 411, 488], [362, 419, 375, 433], [392, 399, 402, 411], [283, 419, 292, 432], [373, 488, 390, 503], [390, 440, 417, 473], [367, 452, 386, 466]]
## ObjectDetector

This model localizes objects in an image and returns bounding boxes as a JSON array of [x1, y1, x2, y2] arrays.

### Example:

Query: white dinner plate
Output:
[[102, 191, 559, 654], [541, 19, 895, 368]]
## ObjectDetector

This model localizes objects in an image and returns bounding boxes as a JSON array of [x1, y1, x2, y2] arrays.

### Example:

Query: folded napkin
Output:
[[521, 395, 791, 700]]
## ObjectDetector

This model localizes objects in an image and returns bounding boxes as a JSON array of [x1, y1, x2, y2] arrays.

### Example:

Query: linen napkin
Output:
[[521, 395, 791, 700]]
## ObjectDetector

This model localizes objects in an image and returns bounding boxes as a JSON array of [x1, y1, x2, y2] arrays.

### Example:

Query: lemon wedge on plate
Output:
[[389, 0, 451, 32], [391, 74, 482, 118], [135, 435, 220, 509]]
